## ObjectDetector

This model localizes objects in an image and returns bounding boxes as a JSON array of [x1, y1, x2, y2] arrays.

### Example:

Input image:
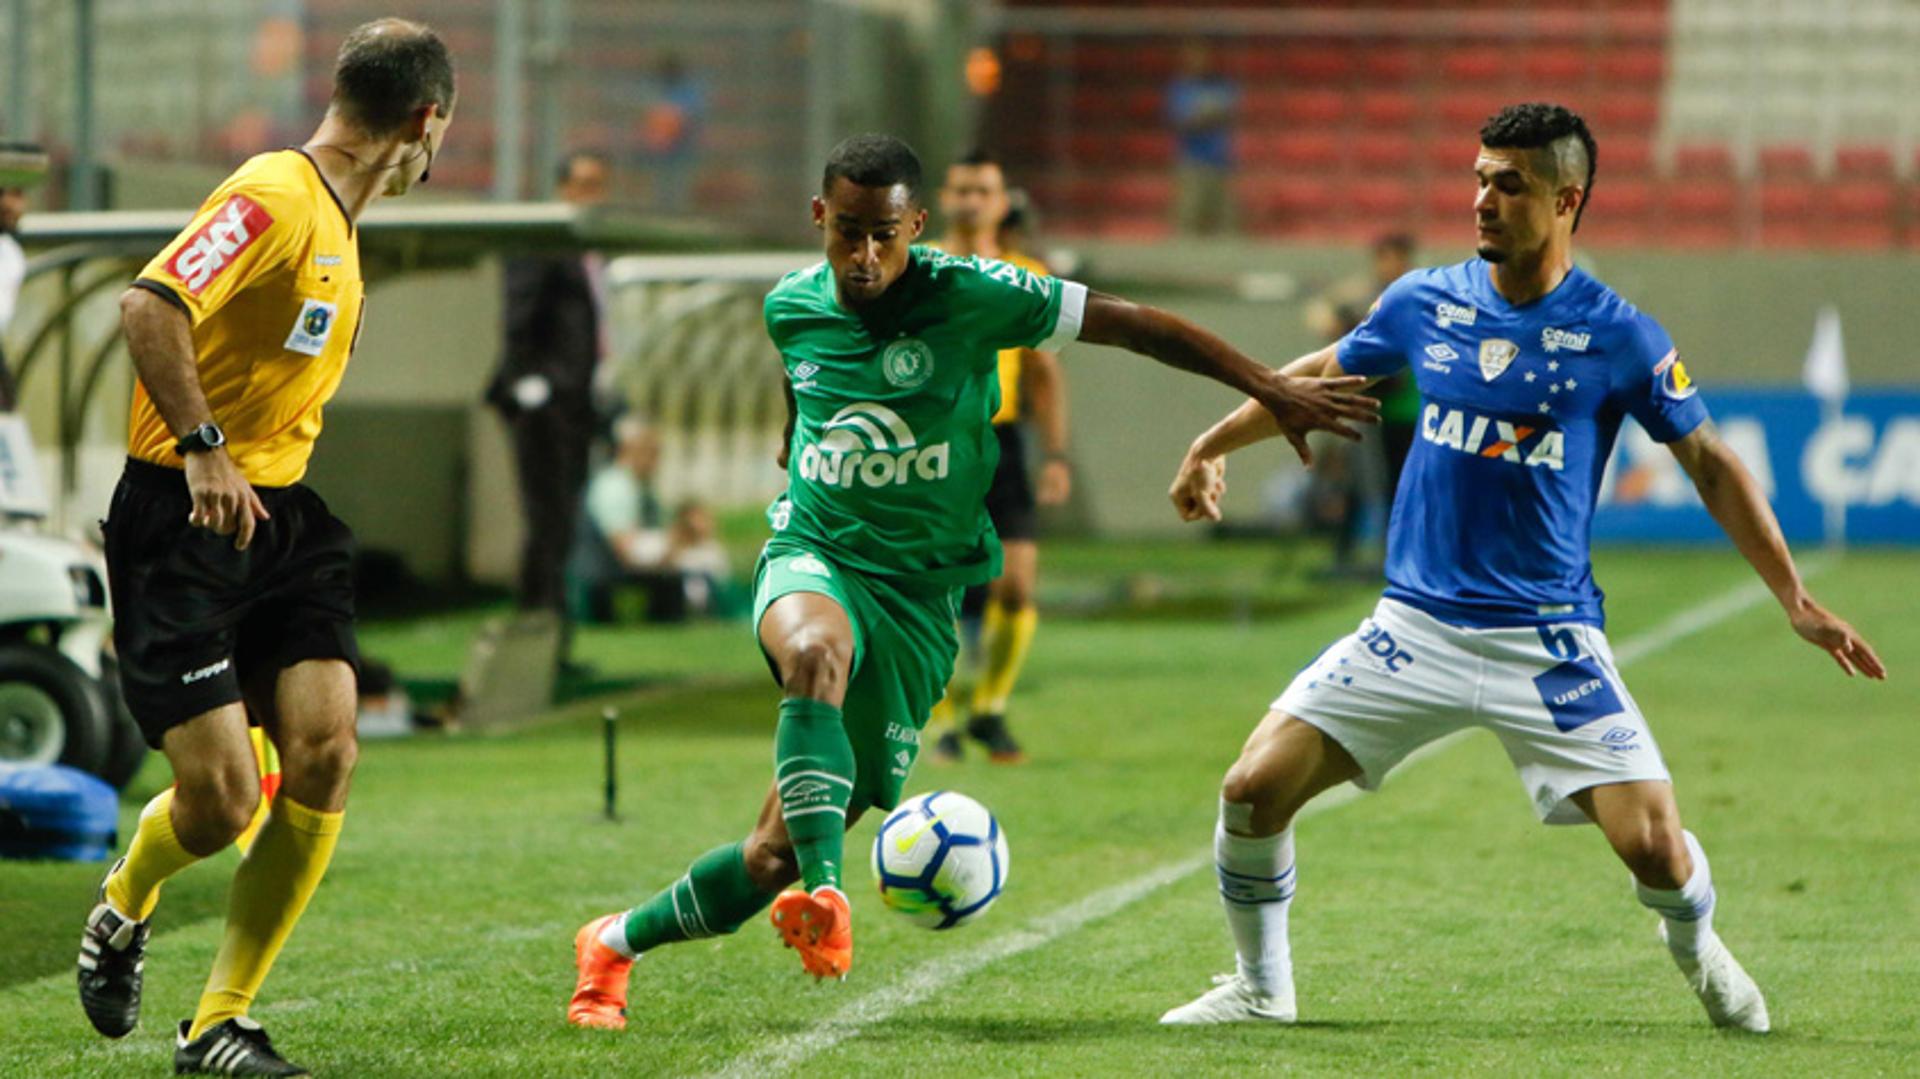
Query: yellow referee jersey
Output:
[[991, 250, 1049, 426], [130, 149, 363, 487]]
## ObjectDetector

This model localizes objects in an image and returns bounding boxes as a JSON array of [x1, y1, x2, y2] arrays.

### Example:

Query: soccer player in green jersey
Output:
[[566, 134, 1377, 1022]]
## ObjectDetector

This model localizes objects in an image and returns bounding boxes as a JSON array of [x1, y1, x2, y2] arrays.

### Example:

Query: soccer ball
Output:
[[870, 790, 1009, 930]]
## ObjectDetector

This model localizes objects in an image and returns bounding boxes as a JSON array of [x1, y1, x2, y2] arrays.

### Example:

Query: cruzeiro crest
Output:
[[880, 337, 936, 389], [1478, 338, 1519, 382]]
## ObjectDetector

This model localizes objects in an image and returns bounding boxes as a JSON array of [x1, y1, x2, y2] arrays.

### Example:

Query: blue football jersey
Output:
[[1337, 258, 1709, 628]]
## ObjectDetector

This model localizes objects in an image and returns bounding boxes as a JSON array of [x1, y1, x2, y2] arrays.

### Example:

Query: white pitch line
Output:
[[702, 566, 1817, 1078]]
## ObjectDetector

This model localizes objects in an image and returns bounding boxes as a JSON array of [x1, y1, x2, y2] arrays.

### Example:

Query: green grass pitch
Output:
[[2, 546, 1914, 1076]]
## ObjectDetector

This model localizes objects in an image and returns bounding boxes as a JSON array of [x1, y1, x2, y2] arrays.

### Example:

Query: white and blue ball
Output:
[[871, 790, 1009, 930]]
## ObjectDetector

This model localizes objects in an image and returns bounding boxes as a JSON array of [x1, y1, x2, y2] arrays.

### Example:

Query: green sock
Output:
[[774, 696, 855, 892], [622, 841, 771, 954]]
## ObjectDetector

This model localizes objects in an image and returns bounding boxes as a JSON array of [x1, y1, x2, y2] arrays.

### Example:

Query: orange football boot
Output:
[[568, 914, 633, 1029], [770, 886, 852, 981]]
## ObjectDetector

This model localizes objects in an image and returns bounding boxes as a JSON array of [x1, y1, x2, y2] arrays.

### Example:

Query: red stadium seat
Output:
[[1672, 144, 1735, 177], [1590, 177, 1654, 220], [1359, 47, 1420, 85], [1603, 136, 1654, 178], [1352, 178, 1414, 219], [1353, 133, 1417, 170], [1833, 179, 1896, 220], [1835, 145, 1895, 179], [1598, 46, 1664, 84], [1115, 132, 1175, 167], [1242, 131, 1342, 169], [1757, 144, 1816, 179], [1522, 47, 1591, 84], [1441, 48, 1506, 85], [1277, 44, 1356, 83], [1359, 90, 1421, 130], [1759, 180, 1816, 220], [1274, 89, 1349, 127], [1670, 178, 1738, 217], [1438, 92, 1509, 131], [1590, 93, 1660, 132]]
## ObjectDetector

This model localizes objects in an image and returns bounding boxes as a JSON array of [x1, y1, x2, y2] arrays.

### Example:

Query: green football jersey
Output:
[[763, 245, 1086, 586]]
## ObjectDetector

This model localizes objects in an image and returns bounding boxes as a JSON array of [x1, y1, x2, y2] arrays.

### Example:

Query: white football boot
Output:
[[1661, 924, 1770, 1033], [1159, 972, 1296, 1025]]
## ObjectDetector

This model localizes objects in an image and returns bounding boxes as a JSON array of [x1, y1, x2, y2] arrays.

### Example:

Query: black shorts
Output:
[[984, 423, 1038, 542], [104, 459, 360, 748]]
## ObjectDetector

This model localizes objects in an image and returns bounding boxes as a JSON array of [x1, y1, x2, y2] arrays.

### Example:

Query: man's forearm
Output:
[[1186, 346, 1344, 461], [1694, 451, 1808, 608], [121, 290, 212, 439], [1081, 295, 1273, 399], [1024, 350, 1069, 457]]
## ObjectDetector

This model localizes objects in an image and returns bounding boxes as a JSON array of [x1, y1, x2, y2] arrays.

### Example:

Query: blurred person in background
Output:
[[0, 142, 47, 411], [1167, 40, 1239, 236], [570, 415, 733, 623], [640, 52, 704, 213], [927, 150, 1072, 764], [77, 20, 453, 1075], [487, 150, 611, 661], [1301, 233, 1420, 573]]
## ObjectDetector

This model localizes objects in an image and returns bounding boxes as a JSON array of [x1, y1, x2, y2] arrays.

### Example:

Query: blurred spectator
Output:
[[1166, 41, 1238, 236], [1302, 232, 1419, 572], [0, 142, 47, 411], [640, 52, 704, 213], [486, 151, 612, 643], [569, 416, 734, 623]]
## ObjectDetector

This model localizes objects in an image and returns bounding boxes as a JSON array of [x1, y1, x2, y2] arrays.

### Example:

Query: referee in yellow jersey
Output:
[[929, 150, 1071, 763], [75, 19, 454, 1076]]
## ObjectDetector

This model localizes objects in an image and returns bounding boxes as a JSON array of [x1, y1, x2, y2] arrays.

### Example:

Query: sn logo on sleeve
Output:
[[168, 194, 275, 295]]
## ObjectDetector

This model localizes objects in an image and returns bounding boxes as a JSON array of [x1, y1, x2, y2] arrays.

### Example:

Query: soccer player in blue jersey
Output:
[[1160, 104, 1886, 1031]]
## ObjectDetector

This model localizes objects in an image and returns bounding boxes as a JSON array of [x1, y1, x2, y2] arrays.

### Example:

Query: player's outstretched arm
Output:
[[1079, 293, 1378, 466], [118, 288, 269, 549], [1167, 343, 1351, 522], [1669, 422, 1886, 679]]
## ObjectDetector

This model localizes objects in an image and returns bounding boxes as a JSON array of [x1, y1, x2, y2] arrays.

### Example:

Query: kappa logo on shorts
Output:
[[1534, 657, 1625, 732], [180, 658, 232, 685]]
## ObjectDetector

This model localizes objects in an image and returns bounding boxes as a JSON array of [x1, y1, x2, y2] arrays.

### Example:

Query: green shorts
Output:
[[753, 538, 961, 816]]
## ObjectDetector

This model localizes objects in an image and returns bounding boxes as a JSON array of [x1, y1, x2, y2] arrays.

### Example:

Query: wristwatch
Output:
[[174, 422, 227, 456]]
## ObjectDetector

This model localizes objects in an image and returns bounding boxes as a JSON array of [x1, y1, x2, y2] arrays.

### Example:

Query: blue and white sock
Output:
[[1635, 829, 1716, 957], [1216, 800, 1295, 999]]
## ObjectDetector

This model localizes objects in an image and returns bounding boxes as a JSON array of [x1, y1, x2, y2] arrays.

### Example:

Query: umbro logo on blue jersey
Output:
[[1435, 301, 1477, 328], [1420, 403, 1565, 471], [1423, 343, 1457, 373]]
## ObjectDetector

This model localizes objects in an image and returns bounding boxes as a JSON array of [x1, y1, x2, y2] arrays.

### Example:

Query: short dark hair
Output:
[[822, 134, 923, 202], [1479, 103, 1597, 231], [332, 19, 456, 136], [1373, 231, 1415, 256], [954, 147, 1000, 170], [556, 150, 609, 185]]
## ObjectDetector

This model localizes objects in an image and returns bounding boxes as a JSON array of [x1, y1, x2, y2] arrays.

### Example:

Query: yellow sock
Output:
[[105, 788, 203, 922], [929, 691, 959, 733], [971, 602, 1038, 716], [189, 797, 344, 1041]]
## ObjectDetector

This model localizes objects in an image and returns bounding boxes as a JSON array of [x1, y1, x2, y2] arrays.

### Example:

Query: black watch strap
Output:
[[174, 422, 226, 456]]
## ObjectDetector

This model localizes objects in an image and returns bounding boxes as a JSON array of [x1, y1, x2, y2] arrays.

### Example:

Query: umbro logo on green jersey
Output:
[[798, 403, 951, 489]]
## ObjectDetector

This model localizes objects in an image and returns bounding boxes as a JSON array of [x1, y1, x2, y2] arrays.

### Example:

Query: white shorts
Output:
[[1274, 598, 1669, 825]]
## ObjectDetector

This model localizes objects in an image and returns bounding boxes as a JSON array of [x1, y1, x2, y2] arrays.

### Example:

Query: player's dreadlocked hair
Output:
[[1480, 103, 1598, 232], [823, 134, 924, 202], [332, 18, 456, 135]]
